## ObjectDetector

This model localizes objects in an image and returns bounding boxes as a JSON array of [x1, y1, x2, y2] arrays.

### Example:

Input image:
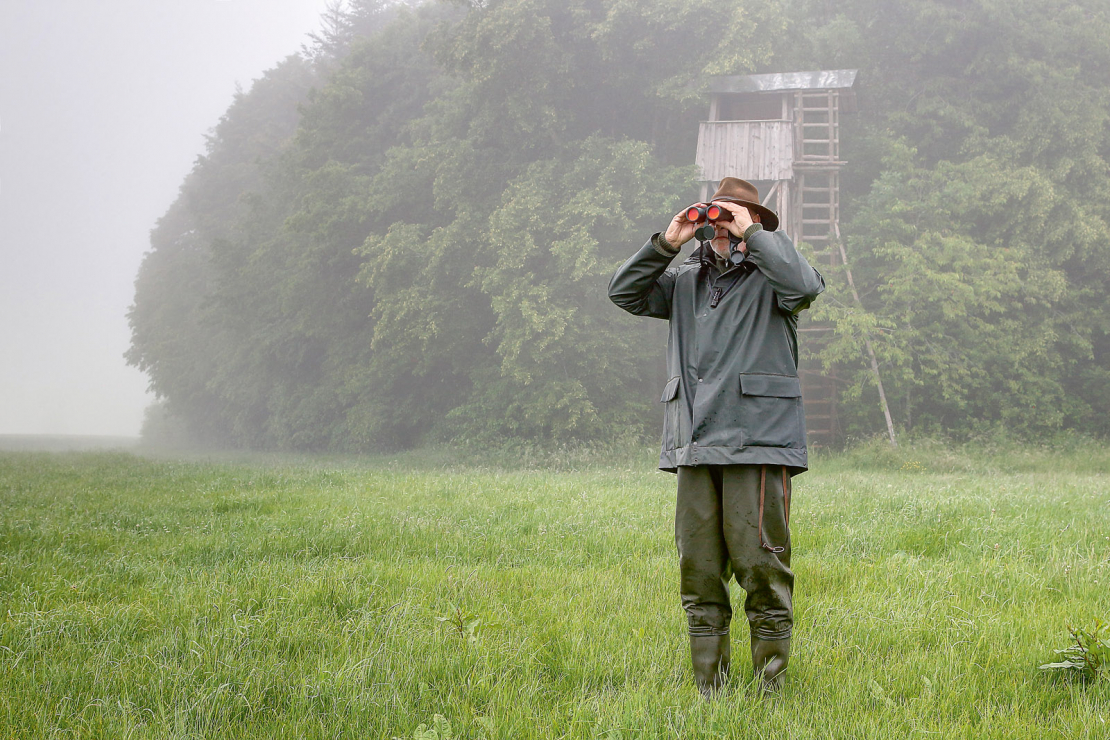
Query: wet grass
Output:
[[1, 445, 1108, 738]]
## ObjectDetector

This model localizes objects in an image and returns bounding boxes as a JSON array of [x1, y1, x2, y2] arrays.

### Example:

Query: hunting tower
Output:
[[694, 69, 859, 446]]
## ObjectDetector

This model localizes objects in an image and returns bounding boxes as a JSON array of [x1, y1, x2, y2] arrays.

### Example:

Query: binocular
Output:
[[685, 202, 734, 242], [685, 203, 734, 224]]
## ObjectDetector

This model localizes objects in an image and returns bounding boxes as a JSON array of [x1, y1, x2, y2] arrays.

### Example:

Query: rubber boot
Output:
[[689, 634, 731, 699], [751, 637, 790, 692]]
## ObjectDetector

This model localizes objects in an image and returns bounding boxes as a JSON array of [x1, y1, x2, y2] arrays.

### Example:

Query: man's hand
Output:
[[714, 200, 756, 239], [663, 204, 703, 249]]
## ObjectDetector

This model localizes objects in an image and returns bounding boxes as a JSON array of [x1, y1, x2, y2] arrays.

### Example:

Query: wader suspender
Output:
[[758, 465, 791, 554]]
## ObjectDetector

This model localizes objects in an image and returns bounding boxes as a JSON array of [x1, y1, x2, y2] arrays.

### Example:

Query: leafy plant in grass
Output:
[[394, 714, 453, 740], [435, 601, 499, 643], [1040, 620, 1110, 681]]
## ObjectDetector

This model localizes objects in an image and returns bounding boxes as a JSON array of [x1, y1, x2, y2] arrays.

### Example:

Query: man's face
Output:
[[711, 222, 731, 252], [710, 203, 760, 255]]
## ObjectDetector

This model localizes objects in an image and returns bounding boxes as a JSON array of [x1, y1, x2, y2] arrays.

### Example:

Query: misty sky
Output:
[[0, 0, 334, 436]]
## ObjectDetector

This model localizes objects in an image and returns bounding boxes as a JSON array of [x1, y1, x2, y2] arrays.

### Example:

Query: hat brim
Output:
[[711, 197, 779, 232]]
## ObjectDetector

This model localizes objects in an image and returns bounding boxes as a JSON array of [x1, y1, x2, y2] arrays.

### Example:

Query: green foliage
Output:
[[813, 148, 1083, 435], [782, 0, 1110, 440], [1041, 621, 1110, 682], [452, 137, 693, 440], [128, 0, 745, 450], [394, 714, 453, 740], [126, 54, 323, 447], [127, 0, 1110, 450]]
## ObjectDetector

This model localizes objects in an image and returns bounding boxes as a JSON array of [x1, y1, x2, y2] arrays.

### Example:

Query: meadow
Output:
[[1, 440, 1108, 738]]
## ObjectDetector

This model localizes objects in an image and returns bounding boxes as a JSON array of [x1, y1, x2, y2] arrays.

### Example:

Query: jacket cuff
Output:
[[743, 223, 763, 241], [651, 232, 680, 257]]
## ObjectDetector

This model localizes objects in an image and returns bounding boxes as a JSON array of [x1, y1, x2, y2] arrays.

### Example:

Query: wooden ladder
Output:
[[792, 91, 844, 448]]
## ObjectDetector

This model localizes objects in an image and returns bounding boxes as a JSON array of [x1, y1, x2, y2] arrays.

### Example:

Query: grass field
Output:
[[1, 442, 1108, 738]]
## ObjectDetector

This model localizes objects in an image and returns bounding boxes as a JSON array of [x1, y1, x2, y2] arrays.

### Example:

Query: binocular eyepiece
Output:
[[686, 202, 734, 242]]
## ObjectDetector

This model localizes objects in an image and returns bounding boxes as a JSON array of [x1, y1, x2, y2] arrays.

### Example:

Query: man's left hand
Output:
[[715, 201, 755, 239]]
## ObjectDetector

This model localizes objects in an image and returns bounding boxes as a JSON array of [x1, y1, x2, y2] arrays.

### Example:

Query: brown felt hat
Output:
[[710, 177, 779, 232]]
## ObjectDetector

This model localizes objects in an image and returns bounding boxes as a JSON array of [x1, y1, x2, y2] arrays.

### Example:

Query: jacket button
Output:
[[698, 378, 703, 383]]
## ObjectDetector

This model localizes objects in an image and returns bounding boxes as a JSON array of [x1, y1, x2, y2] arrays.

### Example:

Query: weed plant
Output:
[[1041, 621, 1110, 682]]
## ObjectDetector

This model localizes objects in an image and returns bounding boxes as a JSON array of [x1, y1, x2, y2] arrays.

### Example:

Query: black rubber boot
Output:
[[750, 637, 790, 692], [689, 634, 731, 699]]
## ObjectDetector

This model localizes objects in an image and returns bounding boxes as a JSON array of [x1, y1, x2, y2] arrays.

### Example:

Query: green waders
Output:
[[675, 464, 793, 695]]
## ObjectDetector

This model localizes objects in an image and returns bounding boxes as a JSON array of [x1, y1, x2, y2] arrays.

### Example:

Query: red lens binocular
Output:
[[685, 203, 734, 224], [686, 202, 734, 242]]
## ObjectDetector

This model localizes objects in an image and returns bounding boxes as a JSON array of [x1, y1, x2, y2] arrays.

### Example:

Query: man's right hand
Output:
[[663, 204, 702, 249]]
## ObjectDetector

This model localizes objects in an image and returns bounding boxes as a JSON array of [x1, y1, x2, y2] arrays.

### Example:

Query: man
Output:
[[607, 177, 824, 696]]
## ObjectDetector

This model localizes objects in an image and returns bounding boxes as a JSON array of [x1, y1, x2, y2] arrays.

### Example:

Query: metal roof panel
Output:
[[707, 69, 859, 94]]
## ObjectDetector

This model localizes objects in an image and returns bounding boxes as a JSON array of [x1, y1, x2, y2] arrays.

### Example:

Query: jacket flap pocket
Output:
[[660, 376, 680, 403], [740, 373, 801, 398]]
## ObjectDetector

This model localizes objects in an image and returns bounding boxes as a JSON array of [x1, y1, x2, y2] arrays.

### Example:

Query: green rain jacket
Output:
[[608, 227, 825, 475]]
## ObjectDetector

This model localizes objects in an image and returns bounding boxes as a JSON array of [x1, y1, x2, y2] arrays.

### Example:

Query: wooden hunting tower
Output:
[[694, 69, 859, 446]]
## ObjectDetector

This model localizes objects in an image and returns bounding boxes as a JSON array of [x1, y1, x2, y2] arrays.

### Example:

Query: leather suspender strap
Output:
[[782, 465, 790, 528], [759, 464, 786, 554]]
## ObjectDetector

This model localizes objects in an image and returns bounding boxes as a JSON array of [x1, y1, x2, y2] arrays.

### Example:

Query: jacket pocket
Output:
[[661, 376, 681, 451], [739, 373, 804, 448]]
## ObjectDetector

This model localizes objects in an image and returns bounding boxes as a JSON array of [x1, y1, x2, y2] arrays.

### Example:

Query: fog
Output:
[[0, 0, 332, 437]]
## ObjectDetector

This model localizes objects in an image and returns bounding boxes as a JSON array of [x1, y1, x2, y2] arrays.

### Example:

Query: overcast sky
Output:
[[0, 0, 333, 437]]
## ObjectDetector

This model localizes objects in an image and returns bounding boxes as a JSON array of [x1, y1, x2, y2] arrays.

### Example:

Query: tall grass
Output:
[[1, 445, 1107, 738]]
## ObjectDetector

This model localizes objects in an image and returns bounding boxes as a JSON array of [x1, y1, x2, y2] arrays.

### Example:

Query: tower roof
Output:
[[706, 69, 859, 94]]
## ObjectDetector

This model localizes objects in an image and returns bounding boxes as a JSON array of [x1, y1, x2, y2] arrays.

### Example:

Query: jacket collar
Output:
[[691, 242, 753, 275]]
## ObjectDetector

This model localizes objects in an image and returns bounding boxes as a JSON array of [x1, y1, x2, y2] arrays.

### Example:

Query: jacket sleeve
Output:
[[607, 234, 679, 320], [745, 228, 825, 315]]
